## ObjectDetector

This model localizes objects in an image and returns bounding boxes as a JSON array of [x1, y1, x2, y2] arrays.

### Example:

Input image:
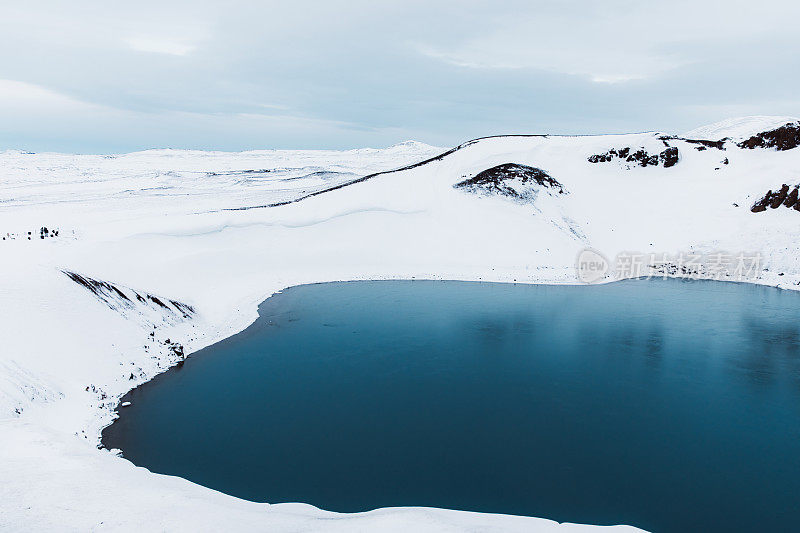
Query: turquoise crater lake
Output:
[[102, 279, 800, 532]]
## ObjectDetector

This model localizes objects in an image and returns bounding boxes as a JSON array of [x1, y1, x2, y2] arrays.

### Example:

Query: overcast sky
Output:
[[1, 0, 798, 153]]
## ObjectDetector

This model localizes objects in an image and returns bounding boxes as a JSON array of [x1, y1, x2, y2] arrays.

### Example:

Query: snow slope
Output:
[[682, 115, 799, 140], [3, 121, 800, 531]]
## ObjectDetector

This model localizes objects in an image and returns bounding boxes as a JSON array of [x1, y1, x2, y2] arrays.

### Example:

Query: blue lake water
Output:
[[102, 279, 800, 532]]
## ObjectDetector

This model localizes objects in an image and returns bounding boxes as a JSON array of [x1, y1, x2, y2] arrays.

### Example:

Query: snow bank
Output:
[[4, 121, 800, 531]]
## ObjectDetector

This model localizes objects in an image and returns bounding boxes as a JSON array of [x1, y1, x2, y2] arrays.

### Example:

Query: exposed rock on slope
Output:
[[63, 271, 196, 322], [679, 138, 726, 151], [750, 184, 800, 212], [738, 123, 800, 151], [588, 146, 679, 168], [659, 147, 680, 167], [454, 163, 564, 201]]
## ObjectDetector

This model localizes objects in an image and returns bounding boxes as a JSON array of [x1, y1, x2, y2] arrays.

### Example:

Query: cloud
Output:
[[590, 74, 647, 85], [414, 8, 689, 83], [414, 0, 800, 84], [0, 78, 424, 153], [126, 37, 197, 56], [1, 0, 800, 151], [0, 79, 103, 113], [416, 43, 678, 84]]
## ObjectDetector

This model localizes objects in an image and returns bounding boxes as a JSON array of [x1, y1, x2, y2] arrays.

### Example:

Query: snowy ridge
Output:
[[3, 119, 800, 532], [682, 115, 800, 140], [0, 141, 442, 214]]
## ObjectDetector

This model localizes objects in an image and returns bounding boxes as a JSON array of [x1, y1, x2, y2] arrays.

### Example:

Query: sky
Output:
[[1, 0, 799, 153]]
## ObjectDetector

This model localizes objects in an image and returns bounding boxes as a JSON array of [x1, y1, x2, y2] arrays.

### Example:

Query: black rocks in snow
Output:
[[454, 163, 564, 200], [3, 227, 62, 242], [587, 146, 628, 163], [738, 123, 800, 151], [588, 146, 680, 168], [751, 184, 800, 212], [169, 299, 196, 318], [628, 149, 660, 167], [680, 138, 726, 150], [63, 271, 127, 304], [659, 147, 679, 168], [786, 187, 799, 208], [161, 338, 186, 362], [38, 227, 60, 239], [771, 185, 790, 208], [62, 270, 197, 319], [147, 294, 169, 310]]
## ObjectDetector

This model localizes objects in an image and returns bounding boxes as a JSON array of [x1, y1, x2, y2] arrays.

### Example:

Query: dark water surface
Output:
[[103, 280, 800, 532]]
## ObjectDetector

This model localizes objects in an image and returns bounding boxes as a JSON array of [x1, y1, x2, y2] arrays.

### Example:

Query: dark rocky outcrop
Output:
[[770, 185, 790, 208], [629, 149, 660, 167], [588, 146, 680, 168], [751, 184, 800, 213], [587, 152, 612, 163], [659, 135, 726, 150], [147, 295, 169, 310], [454, 163, 564, 200], [738, 123, 800, 151], [659, 147, 679, 168], [784, 187, 799, 208], [681, 138, 726, 150]]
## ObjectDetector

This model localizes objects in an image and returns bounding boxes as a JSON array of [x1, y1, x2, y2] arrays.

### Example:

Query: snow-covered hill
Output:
[[682, 115, 800, 140], [3, 119, 800, 532]]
